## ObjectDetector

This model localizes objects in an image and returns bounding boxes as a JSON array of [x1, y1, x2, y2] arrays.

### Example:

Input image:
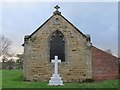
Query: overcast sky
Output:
[[1, 2, 118, 56]]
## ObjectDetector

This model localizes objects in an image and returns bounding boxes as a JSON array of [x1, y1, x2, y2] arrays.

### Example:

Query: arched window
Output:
[[50, 30, 65, 62]]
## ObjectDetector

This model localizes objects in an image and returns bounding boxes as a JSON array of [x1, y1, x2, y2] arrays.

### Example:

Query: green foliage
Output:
[[7, 60, 15, 70], [15, 54, 23, 69], [2, 70, 119, 88]]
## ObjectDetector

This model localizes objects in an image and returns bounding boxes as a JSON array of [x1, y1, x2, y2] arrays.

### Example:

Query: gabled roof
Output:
[[91, 45, 117, 58], [25, 12, 87, 39], [60, 14, 87, 38], [26, 15, 54, 39]]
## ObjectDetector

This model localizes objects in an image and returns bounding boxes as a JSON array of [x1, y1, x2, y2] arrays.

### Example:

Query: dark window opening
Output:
[[50, 30, 65, 62]]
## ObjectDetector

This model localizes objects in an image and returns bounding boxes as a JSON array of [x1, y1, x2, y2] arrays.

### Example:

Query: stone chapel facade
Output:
[[23, 6, 119, 82]]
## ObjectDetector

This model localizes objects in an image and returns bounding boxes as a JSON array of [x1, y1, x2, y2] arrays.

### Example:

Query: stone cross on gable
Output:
[[51, 56, 61, 74], [54, 5, 60, 11]]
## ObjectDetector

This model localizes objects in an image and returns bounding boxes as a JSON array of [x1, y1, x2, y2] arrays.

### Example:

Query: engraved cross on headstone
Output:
[[54, 5, 60, 11], [51, 56, 61, 74]]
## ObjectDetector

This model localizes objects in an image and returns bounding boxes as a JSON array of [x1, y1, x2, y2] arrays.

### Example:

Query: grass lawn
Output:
[[2, 69, 119, 88]]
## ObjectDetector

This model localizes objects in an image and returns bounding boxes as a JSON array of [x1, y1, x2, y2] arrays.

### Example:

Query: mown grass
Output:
[[2, 69, 119, 88]]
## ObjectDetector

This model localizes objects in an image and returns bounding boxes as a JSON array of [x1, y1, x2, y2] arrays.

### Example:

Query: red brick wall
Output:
[[91, 46, 119, 81]]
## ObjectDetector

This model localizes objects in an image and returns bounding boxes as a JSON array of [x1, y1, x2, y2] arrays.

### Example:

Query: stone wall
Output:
[[23, 13, 92, 82], [91, 46, 119, 81]]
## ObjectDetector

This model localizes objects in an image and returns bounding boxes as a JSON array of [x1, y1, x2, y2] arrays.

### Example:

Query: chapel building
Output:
[[23, 5, 119, 82]]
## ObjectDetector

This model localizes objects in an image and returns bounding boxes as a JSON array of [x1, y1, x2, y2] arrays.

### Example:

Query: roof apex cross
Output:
[[54, 5, 60, 11]]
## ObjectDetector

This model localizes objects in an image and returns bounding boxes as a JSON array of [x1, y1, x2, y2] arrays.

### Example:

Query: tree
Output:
[[16, 54, 23, 69], [7, 59, 15, 70], [0, 35, 11, 56]]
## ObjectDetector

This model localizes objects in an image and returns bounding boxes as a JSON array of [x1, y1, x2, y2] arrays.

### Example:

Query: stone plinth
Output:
[[48, 74, 63, 86]]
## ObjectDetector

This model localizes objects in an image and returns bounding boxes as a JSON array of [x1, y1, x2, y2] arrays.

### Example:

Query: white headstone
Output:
[[48, 56, 64, 86]]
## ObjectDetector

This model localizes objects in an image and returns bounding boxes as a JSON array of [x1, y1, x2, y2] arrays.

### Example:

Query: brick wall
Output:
[[92, 46, 119, 81]]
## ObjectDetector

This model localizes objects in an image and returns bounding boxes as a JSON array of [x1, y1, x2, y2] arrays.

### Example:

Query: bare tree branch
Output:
[[0, 35, 12, 55]]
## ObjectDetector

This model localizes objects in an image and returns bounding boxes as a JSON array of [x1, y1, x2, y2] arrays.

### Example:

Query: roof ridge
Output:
[[24, 13, 87, 40]]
